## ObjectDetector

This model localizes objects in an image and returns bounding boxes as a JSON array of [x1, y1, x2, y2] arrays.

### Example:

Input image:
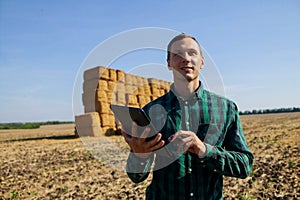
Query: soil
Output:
[[0, 113, 299, 199]]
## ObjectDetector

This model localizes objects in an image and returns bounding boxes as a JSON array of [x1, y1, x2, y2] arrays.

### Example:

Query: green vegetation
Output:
[[0, 121, 73, 130], [239, 107, 300, 115], [11, 190, 18, 199]]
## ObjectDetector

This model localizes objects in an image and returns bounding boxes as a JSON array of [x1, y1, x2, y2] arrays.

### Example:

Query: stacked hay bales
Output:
[[76, 66, 171, 136]]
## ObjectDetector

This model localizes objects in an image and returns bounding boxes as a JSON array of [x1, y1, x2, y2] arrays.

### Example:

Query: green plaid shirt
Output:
[[126, 82, 254, 200]]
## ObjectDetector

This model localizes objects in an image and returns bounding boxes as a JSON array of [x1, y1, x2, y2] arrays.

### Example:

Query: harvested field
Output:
[[0, 113, 299, 199]]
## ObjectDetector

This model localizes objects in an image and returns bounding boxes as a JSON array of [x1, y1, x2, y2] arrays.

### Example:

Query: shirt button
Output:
[[188, 168, 192, 173], [190, 192, 194, 197], [213, 169, 217, 172], [140, 162, 145, 166]]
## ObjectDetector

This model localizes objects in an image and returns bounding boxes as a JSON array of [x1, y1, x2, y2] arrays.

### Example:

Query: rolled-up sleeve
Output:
[[200, 104, 254, 178]]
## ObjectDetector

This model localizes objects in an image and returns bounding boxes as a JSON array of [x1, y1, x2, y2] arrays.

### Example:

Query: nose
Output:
[[180, 52, 191, 62]]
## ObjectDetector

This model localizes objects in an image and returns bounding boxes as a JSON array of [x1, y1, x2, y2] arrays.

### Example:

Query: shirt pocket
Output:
[[196, 123, 224, 146]]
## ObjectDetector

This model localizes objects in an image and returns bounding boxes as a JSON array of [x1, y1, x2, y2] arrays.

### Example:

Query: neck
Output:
[[173, 79, 200, 99]]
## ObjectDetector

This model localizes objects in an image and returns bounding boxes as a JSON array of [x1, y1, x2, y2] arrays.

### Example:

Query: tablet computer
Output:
[[110, 104, 172, 157], [110, 104, 157, 140]]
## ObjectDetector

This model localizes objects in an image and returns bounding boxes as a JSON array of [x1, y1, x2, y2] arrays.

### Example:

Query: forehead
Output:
[[169, 38, 200, 52]]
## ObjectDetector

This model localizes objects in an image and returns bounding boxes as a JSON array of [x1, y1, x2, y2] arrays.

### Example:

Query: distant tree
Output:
[[239, 107, 300, 115]]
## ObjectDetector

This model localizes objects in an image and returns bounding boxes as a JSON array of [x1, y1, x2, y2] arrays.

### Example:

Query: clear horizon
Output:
[[1, 1, 300, 123]]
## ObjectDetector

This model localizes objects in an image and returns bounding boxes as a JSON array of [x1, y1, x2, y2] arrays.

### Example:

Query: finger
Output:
[[176, 141, 191, 154], [175, 136, 192, 154], [183, 141, 193, 154], [180, 136, 193, 144], [149, 140, 165, 152], [176, 141, 185, 154], [168, 131, 182, 142], [146, 133, 162, 147]]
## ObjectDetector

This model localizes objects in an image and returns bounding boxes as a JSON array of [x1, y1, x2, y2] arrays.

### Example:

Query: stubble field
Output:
[[0, 113, 299, 199]]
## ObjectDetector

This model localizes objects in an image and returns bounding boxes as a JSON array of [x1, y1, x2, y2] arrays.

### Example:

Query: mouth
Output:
[[180, 66, 194, 73]]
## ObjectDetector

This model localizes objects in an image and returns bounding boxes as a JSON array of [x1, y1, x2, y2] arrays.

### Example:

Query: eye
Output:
[[172, 52, 181, 57], [189, 50, 198, 56]]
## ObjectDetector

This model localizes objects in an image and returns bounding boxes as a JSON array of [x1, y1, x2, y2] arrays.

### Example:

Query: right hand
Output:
[[122, 122, 165, 159]]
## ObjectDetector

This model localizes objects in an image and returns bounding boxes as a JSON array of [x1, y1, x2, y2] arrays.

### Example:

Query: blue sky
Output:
[[0, 1, 299, 122]]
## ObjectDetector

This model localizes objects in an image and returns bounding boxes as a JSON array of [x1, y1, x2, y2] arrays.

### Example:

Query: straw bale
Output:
[[96, 90, 108, 102], [124, 74, 133, 85], [97, 79, 108, 91], [137, 95, 152, 107], [83, 78, 99, 92], [84, 101, 101, 113], [158, 80, 163, 89], [136, 87, 144, 95], [150, 83, 160, 90], [137, 95, 146, 104], [114, 83, 125, 93], [132, 75, 138, 86], [100, 114, 115, 127], [75, 112, 101, 127], [126, 94, 138, 105], [131, 86, 143, 96], [151, 87, 160, 96], [116, 92, 126, 105], [117, 69, 125, 82], [136, 76, 144, 85], [82, 92, 96, 106], [84, 66, 109, 81], [139, 101, 148, 108], [98, 79, 108, 87], [75, 113, 102, 137], [109, 68, 117, 81], [151, 95, 160, 101], [107, 81, 117, 91], [108, 91, 118, 104], [99, 102, 111, 114], [142, 78, 148, 85], [144, 96, 151, 103], [159, 89, 166, 96], [110, 114, 116, 125], [148, 78, 159, 84], [125, 84, 135, 94], [165, 81, 171, 90], [75, 126, 98, 137], [143, 86, 152, 95], [128, 103, 139, 107]]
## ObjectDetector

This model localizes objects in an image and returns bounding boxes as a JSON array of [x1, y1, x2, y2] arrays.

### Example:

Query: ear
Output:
[[167, 59, 172, 70], [200, 57, 204, 69]]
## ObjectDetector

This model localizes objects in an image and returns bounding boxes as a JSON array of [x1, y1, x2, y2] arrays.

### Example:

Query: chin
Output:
[[184, 74, 196, 81], [174, 71, 198, 82]]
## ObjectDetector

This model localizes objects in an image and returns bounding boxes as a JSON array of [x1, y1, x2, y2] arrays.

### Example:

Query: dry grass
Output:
[[0, 113, 299, 199]]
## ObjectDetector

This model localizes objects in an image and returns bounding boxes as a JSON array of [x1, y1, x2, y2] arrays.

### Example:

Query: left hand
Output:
[[168, 130, 206, 157]]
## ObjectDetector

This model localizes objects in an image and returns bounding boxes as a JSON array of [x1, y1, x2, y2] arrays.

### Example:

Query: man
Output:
[[122, 33, 254, 199]]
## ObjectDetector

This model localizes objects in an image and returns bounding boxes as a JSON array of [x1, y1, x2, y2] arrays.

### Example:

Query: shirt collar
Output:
[[168, 81, 204, 102]]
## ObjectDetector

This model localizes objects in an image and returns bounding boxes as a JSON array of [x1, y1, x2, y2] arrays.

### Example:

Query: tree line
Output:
[[239, 107, 300, 115], [0, 121, 74, 130]]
